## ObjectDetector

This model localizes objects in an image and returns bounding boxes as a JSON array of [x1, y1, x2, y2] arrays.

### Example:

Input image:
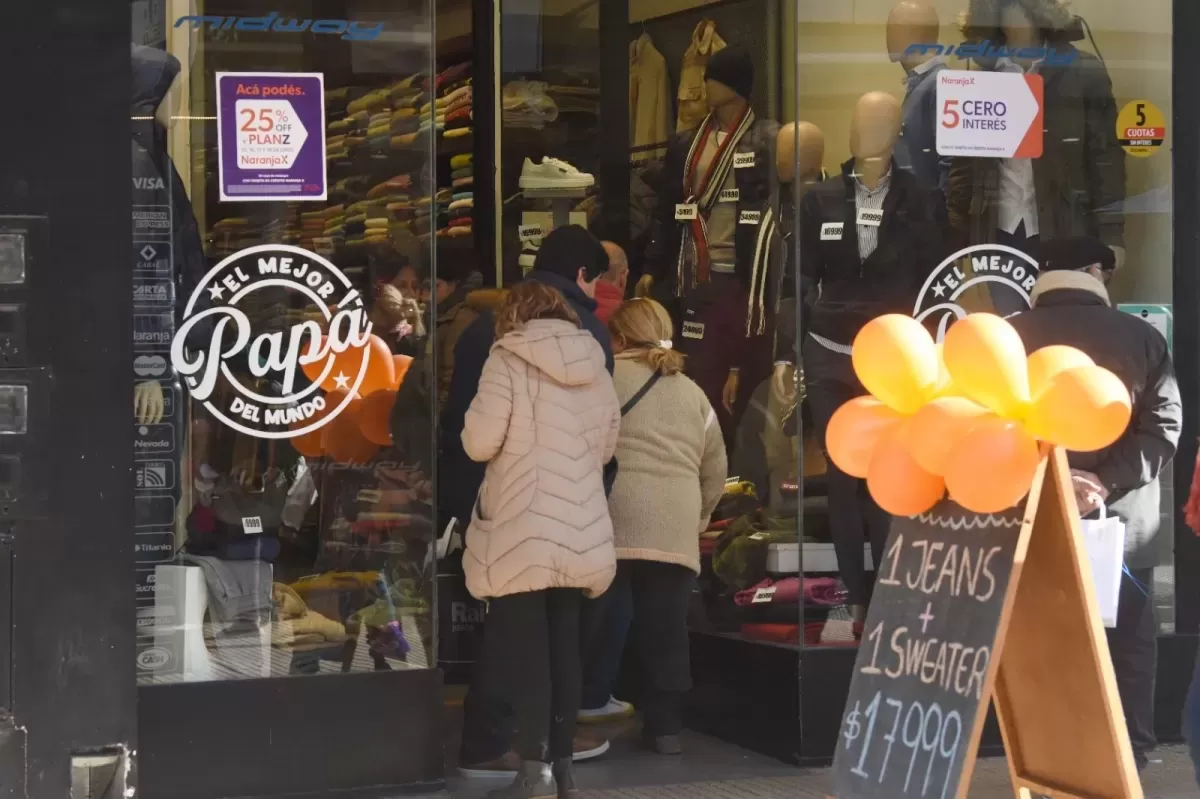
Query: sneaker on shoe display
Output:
[[577, 696, 634, 724], [458, 750, 521, 779], [519, 156, 594, 190]]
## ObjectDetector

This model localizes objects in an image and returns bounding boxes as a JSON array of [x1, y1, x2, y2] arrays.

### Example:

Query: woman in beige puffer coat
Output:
[[461, 282, 620, 799]]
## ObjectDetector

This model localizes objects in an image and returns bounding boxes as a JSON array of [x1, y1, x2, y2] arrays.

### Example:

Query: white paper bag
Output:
[[1080, 507, 1126, 628]]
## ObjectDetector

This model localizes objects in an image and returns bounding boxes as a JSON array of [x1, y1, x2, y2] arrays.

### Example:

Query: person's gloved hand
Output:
[[134, 381, 165, 425]]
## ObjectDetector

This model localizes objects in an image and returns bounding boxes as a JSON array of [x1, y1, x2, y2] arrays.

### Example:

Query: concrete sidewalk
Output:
[[438, 732, 1196, 798]]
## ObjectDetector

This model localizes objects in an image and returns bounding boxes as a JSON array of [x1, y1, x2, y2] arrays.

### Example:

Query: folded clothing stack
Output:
[[437, 61, 472, 144], [441, 153, 473, 239]]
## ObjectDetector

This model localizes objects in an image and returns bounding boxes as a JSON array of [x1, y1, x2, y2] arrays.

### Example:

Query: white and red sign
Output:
[[936, 70, 1043, 159]]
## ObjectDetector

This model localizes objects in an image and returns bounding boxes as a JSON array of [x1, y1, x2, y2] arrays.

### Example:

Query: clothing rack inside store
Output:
[[629, 0, 752, 29]]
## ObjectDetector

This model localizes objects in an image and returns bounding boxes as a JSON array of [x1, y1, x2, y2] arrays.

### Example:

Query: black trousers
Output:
[[461, 589, 583, 763], [802, 337, 891, 606], [608, 560, 695, 736], [1107, 566, 1157, 765]]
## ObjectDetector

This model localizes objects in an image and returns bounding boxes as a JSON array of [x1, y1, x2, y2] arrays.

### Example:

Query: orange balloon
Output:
[[1026, 365, 1131, 452], [322, 396, 379, 464], [289, 388, 348, 457], [392, 354, 413, 390], [932, 341, 956, 398], [867, 427, 945, 516], [944, 416, 1041, 514], [301, 335, 331, 385], [359, 389, 397, 446], [328, 334, 396, 395], [292, 428, 326, 458], [1027, 345, 1094, 401], [851, 315, 940, 414], [942, 313, 1030, 417], [825, 396, 905, 478], [906, 396, 990, 477]]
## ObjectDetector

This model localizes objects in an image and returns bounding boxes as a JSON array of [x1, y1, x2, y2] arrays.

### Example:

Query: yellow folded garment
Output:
[[443, 127, 472, 139], [450, 153, 473, 169], [347, 89, 390, 116], [365, 218, 390, 229]]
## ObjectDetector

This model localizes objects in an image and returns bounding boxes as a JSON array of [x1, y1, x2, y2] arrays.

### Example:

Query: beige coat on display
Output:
[[461, 319, 621, 600]]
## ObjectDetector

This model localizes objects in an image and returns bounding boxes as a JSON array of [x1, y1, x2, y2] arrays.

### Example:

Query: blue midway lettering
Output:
[[174, 12, 384, 41], [905, 40, 1078, 67]]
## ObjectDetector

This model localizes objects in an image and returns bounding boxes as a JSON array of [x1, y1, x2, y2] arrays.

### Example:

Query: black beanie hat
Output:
[[704, 46, 754, 101], [533, 224, 607, 282], [1039, 236, 1116, 273]]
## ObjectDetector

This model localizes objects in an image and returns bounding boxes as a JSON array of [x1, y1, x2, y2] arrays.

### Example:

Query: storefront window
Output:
[[788, 0, 1175, 642], [133, 1, 438, 683]]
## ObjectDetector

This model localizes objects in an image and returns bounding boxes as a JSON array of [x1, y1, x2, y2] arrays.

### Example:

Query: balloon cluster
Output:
[[291, 333, 413, 464], [826, 313, 1132, 516]]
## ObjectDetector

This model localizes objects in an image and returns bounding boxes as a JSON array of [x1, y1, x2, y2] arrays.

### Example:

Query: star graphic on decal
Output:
[[333, 372, 351, 389], [932, 283, 946, 298], [208, 284, 225, 301]]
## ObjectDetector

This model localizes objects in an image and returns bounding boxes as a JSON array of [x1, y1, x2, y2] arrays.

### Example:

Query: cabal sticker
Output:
[[171, 244, 373, 439]]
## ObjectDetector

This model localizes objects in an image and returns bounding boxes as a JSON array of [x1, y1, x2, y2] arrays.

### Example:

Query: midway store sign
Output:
[[175, 12, 384, 41]]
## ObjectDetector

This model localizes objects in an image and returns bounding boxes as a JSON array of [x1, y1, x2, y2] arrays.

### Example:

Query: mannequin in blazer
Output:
[[799, 91, 946, 626]]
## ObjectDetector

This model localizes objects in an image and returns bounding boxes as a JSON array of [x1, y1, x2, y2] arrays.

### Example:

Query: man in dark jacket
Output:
[[444, 225, 614, 777], [1007, 236, 1181, 771]]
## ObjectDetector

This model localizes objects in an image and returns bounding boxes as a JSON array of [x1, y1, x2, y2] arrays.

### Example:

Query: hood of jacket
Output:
[[493, 319, 604, 387], [438, 270, 485, 322]]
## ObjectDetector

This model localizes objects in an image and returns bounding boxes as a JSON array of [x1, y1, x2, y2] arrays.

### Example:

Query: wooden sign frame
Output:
[[831, 446, 1143, 798]]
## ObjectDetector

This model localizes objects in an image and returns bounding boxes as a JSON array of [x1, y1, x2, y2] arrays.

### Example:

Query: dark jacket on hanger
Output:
[[946, 47, 1126, 249], [799, 158, 946, 348], [437, 269, 614, 531], [1007, 278, 1180, 569]]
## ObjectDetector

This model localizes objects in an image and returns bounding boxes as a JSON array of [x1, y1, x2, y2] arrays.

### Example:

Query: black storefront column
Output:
[[0, 3, 137, 798]]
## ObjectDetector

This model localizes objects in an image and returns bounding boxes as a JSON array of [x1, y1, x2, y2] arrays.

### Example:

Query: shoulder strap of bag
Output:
[[621, 372, 662, 416]]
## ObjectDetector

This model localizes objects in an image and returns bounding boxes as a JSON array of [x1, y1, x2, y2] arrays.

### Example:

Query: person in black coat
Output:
[[443, 225, 615, 777], [1007, 236, 1182, 771]]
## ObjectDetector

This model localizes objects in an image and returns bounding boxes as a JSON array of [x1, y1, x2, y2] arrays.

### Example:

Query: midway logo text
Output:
[[175, 13, 384, 41]]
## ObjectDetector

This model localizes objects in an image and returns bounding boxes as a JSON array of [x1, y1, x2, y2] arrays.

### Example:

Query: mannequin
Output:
[[798, 92, 945, 628], [947, 0, 1126, 270], [887, 1, 950, 191], [640, 47, 780, 454]]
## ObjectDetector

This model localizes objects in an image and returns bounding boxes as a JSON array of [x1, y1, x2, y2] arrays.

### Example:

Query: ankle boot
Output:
[[486, 761, 556, 799], [552, 758, 576, 798]]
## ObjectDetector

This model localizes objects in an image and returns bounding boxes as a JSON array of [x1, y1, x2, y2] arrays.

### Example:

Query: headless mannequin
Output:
[[887, 0, 940, 73], [135, 65, 185, 425], [851, 91, 902, 189], [771, 121, 825, 407]]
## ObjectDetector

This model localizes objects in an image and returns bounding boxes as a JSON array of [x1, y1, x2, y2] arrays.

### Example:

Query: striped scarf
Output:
[[675, 107, 755, 294]]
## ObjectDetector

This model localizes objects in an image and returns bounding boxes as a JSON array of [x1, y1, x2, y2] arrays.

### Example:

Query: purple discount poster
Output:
[[216, 72, 327, 202]]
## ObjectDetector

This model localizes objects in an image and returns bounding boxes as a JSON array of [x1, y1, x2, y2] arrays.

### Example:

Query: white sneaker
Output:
[[577, 696, 634, 724], [519, 156, 594, 190]]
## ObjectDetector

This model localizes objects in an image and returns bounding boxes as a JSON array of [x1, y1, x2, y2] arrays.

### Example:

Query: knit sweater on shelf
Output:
[[608, 355, 727, 574]]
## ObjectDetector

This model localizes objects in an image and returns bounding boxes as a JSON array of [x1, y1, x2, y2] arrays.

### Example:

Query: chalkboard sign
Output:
[[831, 500, 1023, 799]]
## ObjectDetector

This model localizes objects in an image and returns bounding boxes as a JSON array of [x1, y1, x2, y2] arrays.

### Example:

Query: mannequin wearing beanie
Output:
[[641, 46, 781, 455], [798, 91, 946, 626]]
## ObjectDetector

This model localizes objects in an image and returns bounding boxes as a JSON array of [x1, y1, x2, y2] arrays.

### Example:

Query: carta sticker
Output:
[[682, 321, 705, 340], [821, 223, 844, 240], [857, 208, 884, 227], [675, 203, 698, 221], [739, 210, 761, 225], [733, 152, 756, 168], [718, 188, 740, 203]]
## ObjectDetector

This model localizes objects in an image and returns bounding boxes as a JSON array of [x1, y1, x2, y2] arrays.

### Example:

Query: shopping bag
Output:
[[1079, 507, 1126, 628]]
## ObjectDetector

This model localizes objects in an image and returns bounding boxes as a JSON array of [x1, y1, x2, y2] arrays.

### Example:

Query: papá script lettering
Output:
[[171, 244, 374, 440]]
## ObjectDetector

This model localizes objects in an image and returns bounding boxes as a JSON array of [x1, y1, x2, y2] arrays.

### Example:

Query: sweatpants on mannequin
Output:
[[1108, 566, 1157, 769], [678, 273, 771, 455], [802, 335, 891, 607], [461, 589, 583, 763]]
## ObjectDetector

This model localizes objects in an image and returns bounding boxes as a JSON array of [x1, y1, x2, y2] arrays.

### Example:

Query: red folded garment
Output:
[[740, 623, 799, 645], [734, 577, 801, 607]]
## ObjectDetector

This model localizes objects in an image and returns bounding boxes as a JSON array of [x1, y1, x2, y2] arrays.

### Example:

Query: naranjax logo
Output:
[[171, 244, 375, 440], [175, 13, 384, 41]]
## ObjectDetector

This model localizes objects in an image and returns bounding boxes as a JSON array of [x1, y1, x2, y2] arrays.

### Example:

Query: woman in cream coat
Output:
[[461, 281, 621, 799], [606, 299, 727, 755]]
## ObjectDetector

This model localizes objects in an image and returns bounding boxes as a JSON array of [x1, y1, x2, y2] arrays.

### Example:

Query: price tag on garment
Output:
[[752, 586, 777, 604], [682, 321, 705, 340], [241, 516, 264, 535], [734, 152, 756, 168], [718, 188, 740, 203], [821, 222, 844, 240], [518, 224, 544, 242], [675, 203, 699, 221], [739, 210, 761, 226], [856, 208, 884, 227]]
